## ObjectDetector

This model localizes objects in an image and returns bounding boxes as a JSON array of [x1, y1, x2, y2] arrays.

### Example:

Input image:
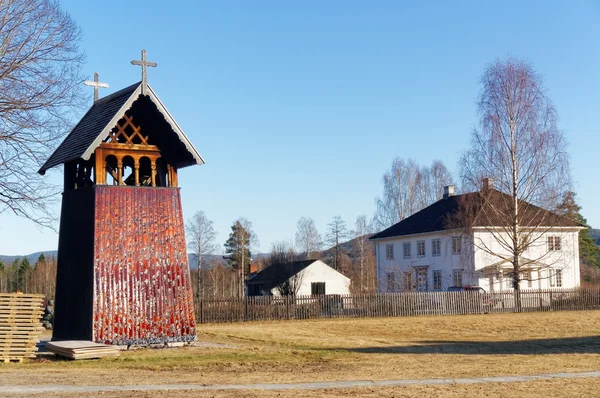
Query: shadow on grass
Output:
[[338, 336, 600, 355]]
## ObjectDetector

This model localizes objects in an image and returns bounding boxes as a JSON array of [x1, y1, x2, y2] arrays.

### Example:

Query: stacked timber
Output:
[[46, 341, 120, 360], [0, 293, 45, 363]]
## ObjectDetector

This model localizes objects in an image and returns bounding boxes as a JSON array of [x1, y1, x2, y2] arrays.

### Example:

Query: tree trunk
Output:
[[511, 118, 522, 312]]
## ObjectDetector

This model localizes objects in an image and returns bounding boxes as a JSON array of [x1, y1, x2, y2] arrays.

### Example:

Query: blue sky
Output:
[[1, 1, 599, 255]]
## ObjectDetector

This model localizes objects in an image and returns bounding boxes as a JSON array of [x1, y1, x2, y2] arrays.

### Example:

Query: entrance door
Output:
[[415, 267, 428, 291]]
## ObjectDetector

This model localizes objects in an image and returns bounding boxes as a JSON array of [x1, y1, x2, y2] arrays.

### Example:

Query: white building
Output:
[[370, 183, 584, 293], [246, 259, 351, 297]]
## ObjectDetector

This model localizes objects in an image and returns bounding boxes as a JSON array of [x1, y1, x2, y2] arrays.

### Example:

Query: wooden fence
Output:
[[194, 288, 600, 324]]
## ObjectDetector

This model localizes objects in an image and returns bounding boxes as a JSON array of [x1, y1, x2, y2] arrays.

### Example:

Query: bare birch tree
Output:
[[353, 214, 374, 292], [459, 57, 572, 294], [186, 211, 218, 299], [374, 158, 452, 229], [0, 0, 85, 226], [295, 216, 322, 260], [325, 215, 351, 271], [265, 240, 304, 297]]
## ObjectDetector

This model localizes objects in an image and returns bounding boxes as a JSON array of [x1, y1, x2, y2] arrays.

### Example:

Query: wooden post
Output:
[[117, 160, 123, 185], [134, 161, 140, 186], [199, 300, 203, 324], [151, 162, 156, 187]]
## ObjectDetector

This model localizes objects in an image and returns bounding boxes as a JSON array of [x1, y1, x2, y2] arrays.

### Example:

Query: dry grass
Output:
[[18, 378, 600, 398], [1, 311, 599, 392]]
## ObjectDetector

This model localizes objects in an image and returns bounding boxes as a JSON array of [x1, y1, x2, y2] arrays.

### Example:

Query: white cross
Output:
[[84, 72, 109, 102], [131, 49, 157, 94]]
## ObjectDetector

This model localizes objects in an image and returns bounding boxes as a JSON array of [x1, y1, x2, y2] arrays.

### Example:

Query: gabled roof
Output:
[[246, 260, 317, 288], [370, 190, 583, 240], [38, 83, 204, 174], [246, 259, 351, 290]]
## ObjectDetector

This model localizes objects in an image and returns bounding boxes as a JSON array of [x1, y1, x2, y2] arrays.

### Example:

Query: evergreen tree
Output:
[[556, 192, 600, 268], [10, 258, 19, 292], [36, 253, 46, 267], [0, 260, 5, 293], [18, 257, 31, 292], [224, 221, 252, 297]]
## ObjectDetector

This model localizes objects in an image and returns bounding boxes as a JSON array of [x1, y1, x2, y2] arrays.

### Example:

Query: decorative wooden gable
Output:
[[40, 83, 204, 191]]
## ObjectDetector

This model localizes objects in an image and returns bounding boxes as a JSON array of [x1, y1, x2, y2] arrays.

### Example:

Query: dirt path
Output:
[[3, 370, 600, 395]]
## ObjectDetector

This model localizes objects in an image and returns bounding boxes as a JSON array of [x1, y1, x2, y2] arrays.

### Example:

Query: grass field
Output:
[[2, 311, 600, 397]]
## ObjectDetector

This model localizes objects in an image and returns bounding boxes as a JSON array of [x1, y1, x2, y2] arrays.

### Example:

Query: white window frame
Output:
[[432, 239, 441, 256], [452, 236, 462, 255], [452, 269, 463, 287], [403, 242, 411, 259], [403, 271, 414, 291], [433, 270, 442, 290], [417, 240, 425, 257], [385, 244, 394, 260], [386, 272, 396, 292], [548, 236, 562, 251], [550, 268, 563, 288]]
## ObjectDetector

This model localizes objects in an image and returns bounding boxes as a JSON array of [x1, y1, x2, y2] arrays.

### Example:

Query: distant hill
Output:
[[590, 228, 600, 246], [0, 251, 270, 269], [0, 251, 57, 264]]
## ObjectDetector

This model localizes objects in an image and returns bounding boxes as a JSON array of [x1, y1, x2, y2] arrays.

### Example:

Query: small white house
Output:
[[370, 183, 584, 293], [246, 259, 351, 297]]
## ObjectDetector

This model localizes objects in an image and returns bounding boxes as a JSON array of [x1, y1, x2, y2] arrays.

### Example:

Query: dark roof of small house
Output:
[[370, 190, 583, 240], [38, 82, 204, 174], [39, 83, 141, 174], [246, 259, 318, 289]]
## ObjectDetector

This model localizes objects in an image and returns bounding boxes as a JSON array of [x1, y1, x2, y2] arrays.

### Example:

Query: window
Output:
[[385, 244, 394, 260], [417, 240, 425, 257], [403, 242, 411, 259], [548, 236, 561, 251], [550, 269, 562, 288], [403, 271, 414, 291], [433, 270, 442, 290], [415, 267, 428, 291], [432, 239, 441, 256], [452, 269, 463, 287], [523, 271, 533, 288], [452, 236, 462, 254], [311, 282, 326, 295], [386, 272, 396, 292], [520, 233, 531, 253]]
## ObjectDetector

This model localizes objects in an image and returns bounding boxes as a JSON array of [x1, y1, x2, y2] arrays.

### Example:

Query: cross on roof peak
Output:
[[130, 49, 157, 94], [83, 72, 109, 102]]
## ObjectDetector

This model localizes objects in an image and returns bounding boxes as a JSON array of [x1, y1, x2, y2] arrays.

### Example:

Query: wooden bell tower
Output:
[[39, 51, 204, 345]]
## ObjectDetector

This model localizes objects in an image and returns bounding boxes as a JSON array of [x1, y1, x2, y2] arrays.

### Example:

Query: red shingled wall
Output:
[[92, 186, 196, 345]]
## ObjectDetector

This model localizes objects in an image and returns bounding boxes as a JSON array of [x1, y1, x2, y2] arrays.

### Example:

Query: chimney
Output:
[[481, 177, 494, 192], [443, 185, 455, 199]]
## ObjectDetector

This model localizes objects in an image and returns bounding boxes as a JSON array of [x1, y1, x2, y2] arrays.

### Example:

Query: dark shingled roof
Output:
[[246, 259, 318, 289], [370, 190, 583, 240], [39, 82, 141, 174]]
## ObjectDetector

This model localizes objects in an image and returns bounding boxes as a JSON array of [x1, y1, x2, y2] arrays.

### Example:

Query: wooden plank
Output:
[[46, 340, 120, 360]]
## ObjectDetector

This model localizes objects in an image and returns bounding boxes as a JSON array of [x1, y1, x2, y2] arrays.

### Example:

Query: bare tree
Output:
[[459, 57, 572, 295], [295, 217, 322, 260], [186, 211, 218, 300], [0, 0, 85, 226], [420, 160, 454, 206], [265, 240, 304, 297], [353, 214, 374, 292], [374, 158, 452, 230], [265, 240, 297, 268], [325, 215, 351, 271]]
